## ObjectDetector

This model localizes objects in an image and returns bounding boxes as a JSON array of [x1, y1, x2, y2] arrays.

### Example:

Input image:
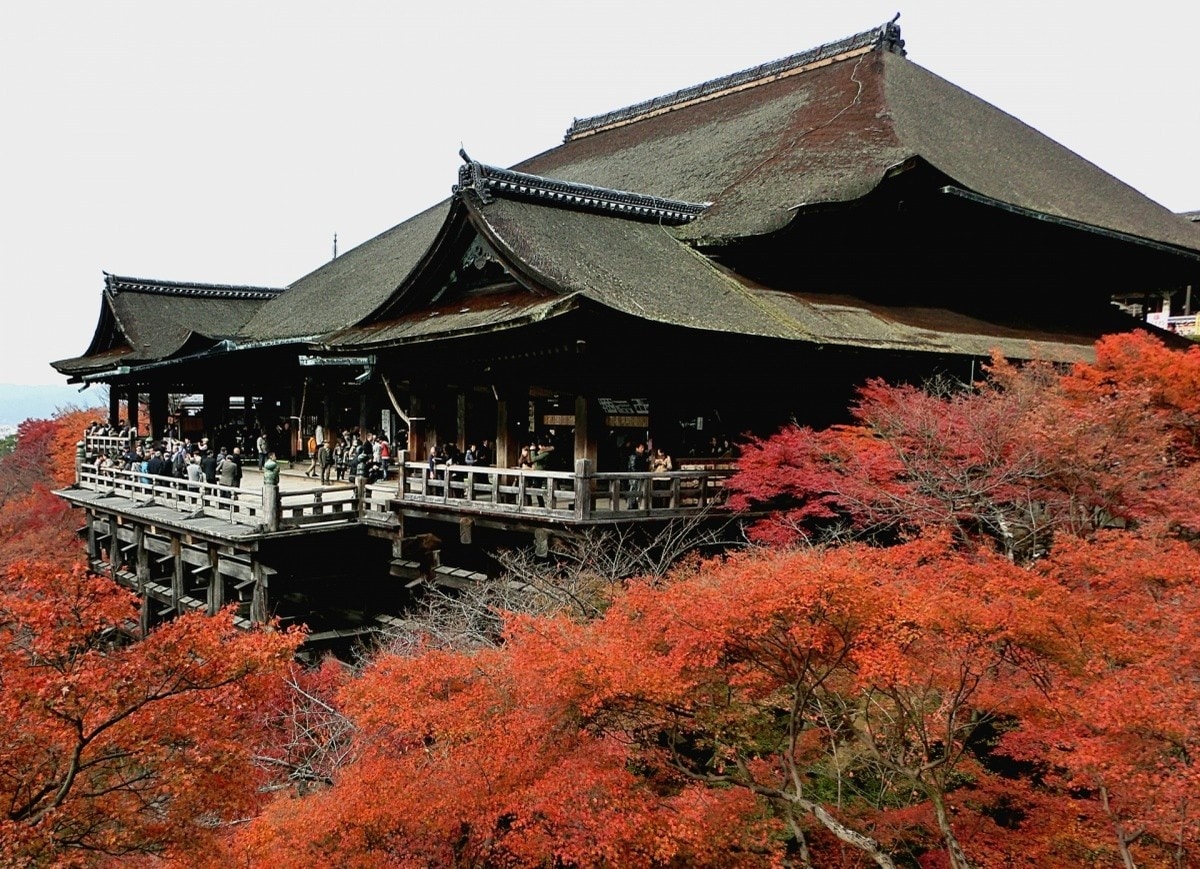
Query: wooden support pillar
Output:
[[395, 449, 408, 498], [574, 395, 600, 467], [574, 458, 593, 521], [250, 560, 268, 624], [204, 543, 221, 616], [111, 525, 124, 581], [358, 392, 368, 438], [86, 514, 99, 562], [204, 392, 229, 440], [456, 392, 468, 452], [262, 460, 280, 532], [391, 517, 406, 559], [139, 594, 151, 637], [172, 538, 186, 615], [496, 387, 523, 469], [408, 394, 426, 465], [108, 387, 120, 428], [126, 387, 140, 434], [149, 388, 168, 442], [134, 526, 149, 595]]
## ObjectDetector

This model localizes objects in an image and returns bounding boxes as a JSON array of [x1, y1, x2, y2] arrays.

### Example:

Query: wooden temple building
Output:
[[51, 20, 1200, 650]]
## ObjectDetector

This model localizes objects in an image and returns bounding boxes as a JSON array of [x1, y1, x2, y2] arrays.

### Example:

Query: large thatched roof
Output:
[[61, 20, 1200, 377], [247, 20, 1199, 344]]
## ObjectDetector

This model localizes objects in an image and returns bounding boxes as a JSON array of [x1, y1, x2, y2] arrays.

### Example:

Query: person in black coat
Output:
[[145, 449, 168, 478], [200, 450, 218, 485]]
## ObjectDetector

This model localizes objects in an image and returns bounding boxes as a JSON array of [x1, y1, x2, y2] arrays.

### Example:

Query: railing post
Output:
[[574, 458, 592, 521], [396, 450, 408, 499], [356, 476, 367, 518], [262, 459, 280, 532], [75, 441, 85, 485]]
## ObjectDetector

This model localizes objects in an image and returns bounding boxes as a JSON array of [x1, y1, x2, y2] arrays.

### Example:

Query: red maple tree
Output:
[[0, 561, 300, 865]]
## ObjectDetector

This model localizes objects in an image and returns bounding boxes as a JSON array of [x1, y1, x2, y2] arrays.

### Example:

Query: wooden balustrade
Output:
[[277, 484, 359, 527], [395, 460, 731, 520], [77, 464, 265, 526], [84, 433, 138, 456], [73, 455, 734, 533]]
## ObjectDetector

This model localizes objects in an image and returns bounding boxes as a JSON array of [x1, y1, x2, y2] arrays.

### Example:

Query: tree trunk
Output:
[[795, 796, 897, 869], [930, 790, 973, 869]]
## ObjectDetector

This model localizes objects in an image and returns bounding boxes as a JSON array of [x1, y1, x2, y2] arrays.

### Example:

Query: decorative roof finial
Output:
[[881, 13, 905, 55]]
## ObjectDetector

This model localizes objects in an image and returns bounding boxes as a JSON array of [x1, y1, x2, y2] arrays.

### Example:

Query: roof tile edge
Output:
[[563, 18, 905, 143], [103, 272, 286, 301], [453, 154, 710, 225]]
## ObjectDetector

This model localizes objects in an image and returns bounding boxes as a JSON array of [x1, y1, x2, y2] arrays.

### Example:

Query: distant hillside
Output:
[[0, 384, 106, 427]]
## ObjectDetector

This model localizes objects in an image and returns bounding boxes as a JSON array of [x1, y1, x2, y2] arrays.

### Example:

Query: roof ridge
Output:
[[563, 18, 904, 142], [104, 272, 286, 300], [453, 154, 710, 225]]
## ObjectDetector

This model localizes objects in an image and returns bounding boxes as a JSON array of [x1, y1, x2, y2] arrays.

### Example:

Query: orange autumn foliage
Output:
[[0, 408, 97, 569], [0, 561, 301, 866], [223, 531, 1200, 867], [729, 331, 1200, 554], [0, 408, 303, 865]]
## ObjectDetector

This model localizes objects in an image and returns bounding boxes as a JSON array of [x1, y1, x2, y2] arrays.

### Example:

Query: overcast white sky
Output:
[[2, 1, 1198, 385]]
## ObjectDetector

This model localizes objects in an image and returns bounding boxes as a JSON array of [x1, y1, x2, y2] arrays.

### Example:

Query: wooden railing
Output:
[[277, 484, 359, 527], [75, 455, 404, 533], [85, 432, 138, 456], [395, 459, 732, 521], [77, 464, 266, 527], [72, 451, 734, 533]]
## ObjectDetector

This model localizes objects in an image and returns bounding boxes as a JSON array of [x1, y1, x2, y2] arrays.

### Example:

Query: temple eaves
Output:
[[453, 154, 710, 226], [103, 272, 286, 301], [563, 17, 906, 142]]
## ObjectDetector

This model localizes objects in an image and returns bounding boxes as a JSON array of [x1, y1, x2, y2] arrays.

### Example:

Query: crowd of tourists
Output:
[[304, 428, 395, 486], [86, 426, 246, 491]]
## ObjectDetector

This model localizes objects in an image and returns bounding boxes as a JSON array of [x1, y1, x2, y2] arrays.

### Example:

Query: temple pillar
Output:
[[108, 386, 120, 428], [203, 392, 229, 443], [574, 395, 600, 466], [204, 543, 220, 616], [495, 386, 523, 469], [172, 539, 186, 615], [149, 388, 168, 441], [134, 526, 148, 595], [456, 392, 468, 452], [250, 561, 268, 624], [408, 393, 427, 464], [86, 514, 99, 562], [126, 386, 140, 434]]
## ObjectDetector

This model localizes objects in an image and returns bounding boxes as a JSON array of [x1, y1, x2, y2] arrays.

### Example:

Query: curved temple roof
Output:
[[264, 17, 1200, 345], [58, 19, 1200, 379], [53, 274, 283, 378]]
